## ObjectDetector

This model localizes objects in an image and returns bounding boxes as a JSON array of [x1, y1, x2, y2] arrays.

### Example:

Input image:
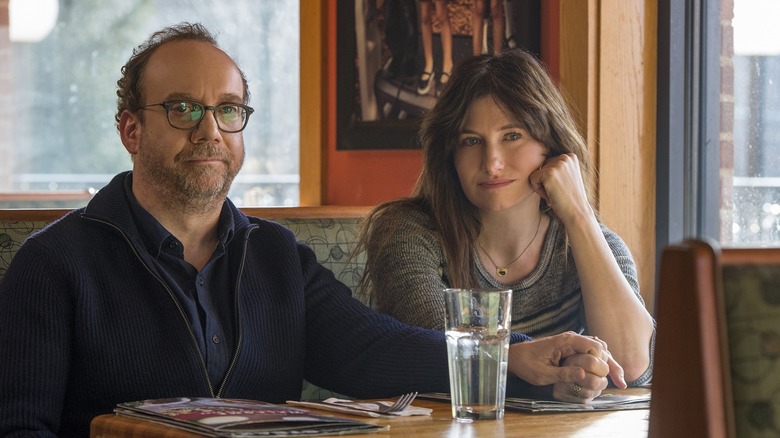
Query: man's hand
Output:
[[507, 331, 626, 401]]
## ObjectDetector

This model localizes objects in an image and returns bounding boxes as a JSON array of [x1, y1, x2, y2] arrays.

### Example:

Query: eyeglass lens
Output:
[[167, 101, 248, 132]]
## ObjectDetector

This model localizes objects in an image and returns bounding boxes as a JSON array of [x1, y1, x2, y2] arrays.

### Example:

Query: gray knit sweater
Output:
[[367, 208, 653, 386]]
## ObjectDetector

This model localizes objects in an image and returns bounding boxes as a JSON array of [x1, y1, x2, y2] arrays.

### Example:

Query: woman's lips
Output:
[[480, 179, 514, 189]]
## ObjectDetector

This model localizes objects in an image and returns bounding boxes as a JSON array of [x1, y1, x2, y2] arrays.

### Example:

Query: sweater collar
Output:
[[82, 171, 251, 245]]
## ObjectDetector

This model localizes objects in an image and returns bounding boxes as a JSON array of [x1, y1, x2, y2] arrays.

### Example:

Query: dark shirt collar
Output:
[[124, 173, 235, 259]]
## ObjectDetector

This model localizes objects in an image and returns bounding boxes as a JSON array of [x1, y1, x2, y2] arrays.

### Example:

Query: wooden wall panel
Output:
[[559, 0, 598, 163], [558, 0, 658, 310], [597, 0, 657, 309]]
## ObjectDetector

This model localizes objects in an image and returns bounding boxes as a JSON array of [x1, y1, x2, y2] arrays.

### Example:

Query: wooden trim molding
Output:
[[299, 0, 326, 205], [0, 206, 372, 222], [241, 205, 370, 219], [0, 209, 73, 222]]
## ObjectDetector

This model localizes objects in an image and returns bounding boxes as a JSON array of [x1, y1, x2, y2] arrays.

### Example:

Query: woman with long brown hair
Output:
[[359, 48, 654, 386]]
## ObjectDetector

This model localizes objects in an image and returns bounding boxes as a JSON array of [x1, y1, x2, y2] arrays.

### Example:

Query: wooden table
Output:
[[91, 388, 650, 438]]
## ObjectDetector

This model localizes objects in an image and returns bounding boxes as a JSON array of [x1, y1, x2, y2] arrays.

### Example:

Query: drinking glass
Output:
[[443, 288, 512, 421]]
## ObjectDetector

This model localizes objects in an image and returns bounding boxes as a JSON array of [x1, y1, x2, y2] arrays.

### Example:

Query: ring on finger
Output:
[[571, 383, 582, 398]]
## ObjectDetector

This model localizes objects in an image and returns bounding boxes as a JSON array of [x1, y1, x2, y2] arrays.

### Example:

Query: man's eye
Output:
[[220, 105, 238, 115], [175, 102, 204, 113], [171, 102, 191, 113]]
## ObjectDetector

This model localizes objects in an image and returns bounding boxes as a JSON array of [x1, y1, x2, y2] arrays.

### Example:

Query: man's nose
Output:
[[191, 109, 222, 143]]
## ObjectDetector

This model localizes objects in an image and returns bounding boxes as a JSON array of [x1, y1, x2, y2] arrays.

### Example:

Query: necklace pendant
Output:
[[496, 267, 508, 276]]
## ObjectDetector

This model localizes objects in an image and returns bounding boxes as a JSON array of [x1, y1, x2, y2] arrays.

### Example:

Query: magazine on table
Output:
[[114, 397, 387, 437], [418, 391, 651, 413]]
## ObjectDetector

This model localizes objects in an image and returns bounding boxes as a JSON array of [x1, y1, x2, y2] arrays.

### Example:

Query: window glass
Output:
[[0, 0, 299, 208], [727, 0, 780, 244]]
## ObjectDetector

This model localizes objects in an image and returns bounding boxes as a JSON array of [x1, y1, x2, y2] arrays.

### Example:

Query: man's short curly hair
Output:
[[114, 22, 250, 130]]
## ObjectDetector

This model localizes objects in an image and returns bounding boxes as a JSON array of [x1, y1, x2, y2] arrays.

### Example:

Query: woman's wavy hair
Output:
[[114, 22, 249, 130], [358, 48, 594, 293]]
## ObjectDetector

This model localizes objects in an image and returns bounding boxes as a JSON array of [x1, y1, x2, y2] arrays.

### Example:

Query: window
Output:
[[728, 0, 780, 244], [657, 0, 780, 253], [0, 0, 300, 208]]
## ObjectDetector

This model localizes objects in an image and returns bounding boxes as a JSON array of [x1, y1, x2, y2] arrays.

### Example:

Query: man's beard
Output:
[[137, 140, 244, 214]]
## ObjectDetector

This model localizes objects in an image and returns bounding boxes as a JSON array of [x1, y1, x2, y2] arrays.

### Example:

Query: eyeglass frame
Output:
[[139, 100, 255, 133]]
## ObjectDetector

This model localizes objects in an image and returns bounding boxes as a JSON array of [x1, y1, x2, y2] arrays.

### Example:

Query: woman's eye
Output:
[[505, 132, 522, 141], [461, 137, 480, 146]]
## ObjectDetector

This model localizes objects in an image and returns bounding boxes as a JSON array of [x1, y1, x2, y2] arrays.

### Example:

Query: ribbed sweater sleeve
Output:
[[367, 208, 450, 331]]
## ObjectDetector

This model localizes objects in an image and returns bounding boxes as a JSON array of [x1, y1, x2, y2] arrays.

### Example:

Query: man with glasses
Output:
[[0, 22, 623, 436], [141, 101, 254, 133]]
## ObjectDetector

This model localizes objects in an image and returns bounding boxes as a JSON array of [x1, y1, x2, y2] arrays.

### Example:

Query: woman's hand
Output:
[[551, 353, 610, 403], [530, 153, 593, 225], [507, 331, 626, 391]]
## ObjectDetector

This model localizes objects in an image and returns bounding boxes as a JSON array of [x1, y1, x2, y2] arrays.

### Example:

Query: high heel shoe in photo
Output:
[[417, 71, 434, 95], [436, 72, 450, 96]]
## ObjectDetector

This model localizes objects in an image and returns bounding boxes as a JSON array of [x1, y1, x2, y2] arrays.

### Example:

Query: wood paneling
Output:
[[558, 0, 657, 310], [559, 0, 598, 157], [598, 0, 657, 310]]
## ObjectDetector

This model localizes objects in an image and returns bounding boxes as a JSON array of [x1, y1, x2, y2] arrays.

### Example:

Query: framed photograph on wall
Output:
[[336, 0, 541, 150]]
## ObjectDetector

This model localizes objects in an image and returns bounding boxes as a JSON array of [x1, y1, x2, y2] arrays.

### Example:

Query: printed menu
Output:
[[115, 397, 387, 437]]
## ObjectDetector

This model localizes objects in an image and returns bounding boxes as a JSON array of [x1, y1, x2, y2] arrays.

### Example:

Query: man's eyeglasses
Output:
[[140, 100, 255, 133]]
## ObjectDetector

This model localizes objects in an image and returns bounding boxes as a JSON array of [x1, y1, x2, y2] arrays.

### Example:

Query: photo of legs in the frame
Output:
[[351, 0, 541, 123]]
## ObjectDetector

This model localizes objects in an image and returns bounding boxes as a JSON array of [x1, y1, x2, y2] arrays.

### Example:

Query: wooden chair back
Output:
[[650, 239, 780, 438]]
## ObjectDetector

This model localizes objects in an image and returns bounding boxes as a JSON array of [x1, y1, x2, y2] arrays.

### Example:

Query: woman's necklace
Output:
[[478, 214, 543, 277]]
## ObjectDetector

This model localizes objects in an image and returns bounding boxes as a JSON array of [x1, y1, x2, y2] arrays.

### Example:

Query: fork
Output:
[[330, 391, 418, 413]]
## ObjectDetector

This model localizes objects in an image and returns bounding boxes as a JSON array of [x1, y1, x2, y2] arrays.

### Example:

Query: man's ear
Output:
[[119, 110, 141, 155]]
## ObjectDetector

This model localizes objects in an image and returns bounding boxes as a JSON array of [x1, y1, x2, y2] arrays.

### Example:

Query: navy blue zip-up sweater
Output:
[[0, 172, 532, 437]]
